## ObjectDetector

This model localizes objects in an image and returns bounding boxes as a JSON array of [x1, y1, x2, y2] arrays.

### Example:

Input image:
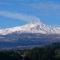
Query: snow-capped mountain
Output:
[[0, 21, 60, 35], [0, 21, 60, 50]]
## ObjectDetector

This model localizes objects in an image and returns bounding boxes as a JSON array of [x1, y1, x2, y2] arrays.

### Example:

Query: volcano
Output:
[[0, 21, 60, 35], [0, 21, 60, 50]]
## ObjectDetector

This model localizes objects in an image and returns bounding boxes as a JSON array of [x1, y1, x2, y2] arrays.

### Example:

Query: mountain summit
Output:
[[0, 21, 60, 35]]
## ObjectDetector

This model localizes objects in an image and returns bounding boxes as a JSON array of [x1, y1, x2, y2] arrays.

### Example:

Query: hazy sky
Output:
[[0, 0, 60, 28]]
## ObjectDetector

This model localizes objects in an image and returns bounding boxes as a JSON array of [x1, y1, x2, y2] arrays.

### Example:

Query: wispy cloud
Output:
[[22, 2, 60, 16], [1, 1, 60, 10], [0, 11, 40, 22], [1, 1, 60, 11], [21, 1, 60, 10]]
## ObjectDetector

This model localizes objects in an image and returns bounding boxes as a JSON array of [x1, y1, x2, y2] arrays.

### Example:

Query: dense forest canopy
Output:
[[0, 43, 60, 60]]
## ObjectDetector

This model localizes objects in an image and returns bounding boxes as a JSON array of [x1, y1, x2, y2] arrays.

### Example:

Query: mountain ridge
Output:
[[0, 21, 60, 35]]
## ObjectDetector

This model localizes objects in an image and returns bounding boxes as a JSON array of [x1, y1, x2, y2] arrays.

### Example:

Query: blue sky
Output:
[[0, 0, 60, 28]]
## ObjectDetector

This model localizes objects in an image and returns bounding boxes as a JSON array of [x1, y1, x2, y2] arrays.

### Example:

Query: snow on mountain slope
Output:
[[0, 21, 60, 35]]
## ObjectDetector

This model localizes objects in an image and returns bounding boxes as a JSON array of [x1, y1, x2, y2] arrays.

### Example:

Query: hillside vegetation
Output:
[[0, 43, 60, 60]]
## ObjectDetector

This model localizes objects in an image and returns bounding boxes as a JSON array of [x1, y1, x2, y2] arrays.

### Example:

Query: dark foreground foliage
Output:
[[0, 43, 60, 60]]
